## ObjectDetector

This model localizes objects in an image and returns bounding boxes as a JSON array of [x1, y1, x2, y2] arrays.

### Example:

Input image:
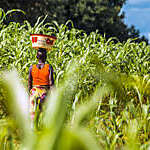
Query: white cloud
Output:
[[148, 33, 150, 43], [122, 0, 150, 40], [128, 7, 150, 12], [127, 0, 150, 5]]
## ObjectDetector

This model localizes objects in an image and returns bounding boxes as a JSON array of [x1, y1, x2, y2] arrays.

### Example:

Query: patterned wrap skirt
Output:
[[29, 86, 49, 120]]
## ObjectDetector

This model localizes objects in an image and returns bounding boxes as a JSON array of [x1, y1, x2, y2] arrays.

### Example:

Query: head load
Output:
[[30, 34, 57, 51]]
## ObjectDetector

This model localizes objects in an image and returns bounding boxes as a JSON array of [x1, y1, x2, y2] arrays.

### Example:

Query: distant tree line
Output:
[[0, 0, 148, 44]]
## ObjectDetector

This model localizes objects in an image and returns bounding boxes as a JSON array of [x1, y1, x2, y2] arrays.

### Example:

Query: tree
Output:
[[0, 0, 148, 44]]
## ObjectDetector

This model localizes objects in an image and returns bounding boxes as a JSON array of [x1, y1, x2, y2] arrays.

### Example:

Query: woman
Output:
[[28, 48, 54, 127]]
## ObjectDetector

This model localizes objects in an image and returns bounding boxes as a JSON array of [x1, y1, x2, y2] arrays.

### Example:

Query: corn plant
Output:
[[0, 8, 150, 150]]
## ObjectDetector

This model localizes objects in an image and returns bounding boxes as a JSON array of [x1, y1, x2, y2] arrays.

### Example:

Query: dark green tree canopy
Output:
[[0, 0, 148, 43]]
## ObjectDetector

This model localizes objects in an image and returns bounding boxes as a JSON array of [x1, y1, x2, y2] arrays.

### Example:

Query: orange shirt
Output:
[[31, 64, 50, 86]]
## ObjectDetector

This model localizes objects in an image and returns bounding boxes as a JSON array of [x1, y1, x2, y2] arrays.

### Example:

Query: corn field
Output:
[[0, 9, 150, 150]]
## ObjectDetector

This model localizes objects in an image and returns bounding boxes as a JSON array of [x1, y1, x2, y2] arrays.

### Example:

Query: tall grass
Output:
[[0, 8, 150, 150]]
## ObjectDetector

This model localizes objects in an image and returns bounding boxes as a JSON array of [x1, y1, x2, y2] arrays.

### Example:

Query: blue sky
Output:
[[122, 0, 150, 41]]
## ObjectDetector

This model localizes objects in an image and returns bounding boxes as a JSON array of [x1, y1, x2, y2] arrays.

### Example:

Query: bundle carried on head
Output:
[[30, 34, 57, 51]]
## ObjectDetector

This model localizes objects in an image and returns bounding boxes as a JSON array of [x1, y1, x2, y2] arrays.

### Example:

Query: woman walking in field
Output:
[[29, 34, 56, 128]]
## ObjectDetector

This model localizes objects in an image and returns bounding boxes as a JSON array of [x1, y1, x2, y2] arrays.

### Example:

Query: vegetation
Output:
[[1, 0, 148, 43], [0, 9, 150, 150]]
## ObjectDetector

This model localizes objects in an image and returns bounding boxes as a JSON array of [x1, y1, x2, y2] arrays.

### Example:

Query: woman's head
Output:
[[36, 48, 47, 62]]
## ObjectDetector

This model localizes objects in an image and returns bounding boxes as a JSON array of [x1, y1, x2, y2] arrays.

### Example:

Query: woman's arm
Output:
[[28, 65, 33, 93]]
